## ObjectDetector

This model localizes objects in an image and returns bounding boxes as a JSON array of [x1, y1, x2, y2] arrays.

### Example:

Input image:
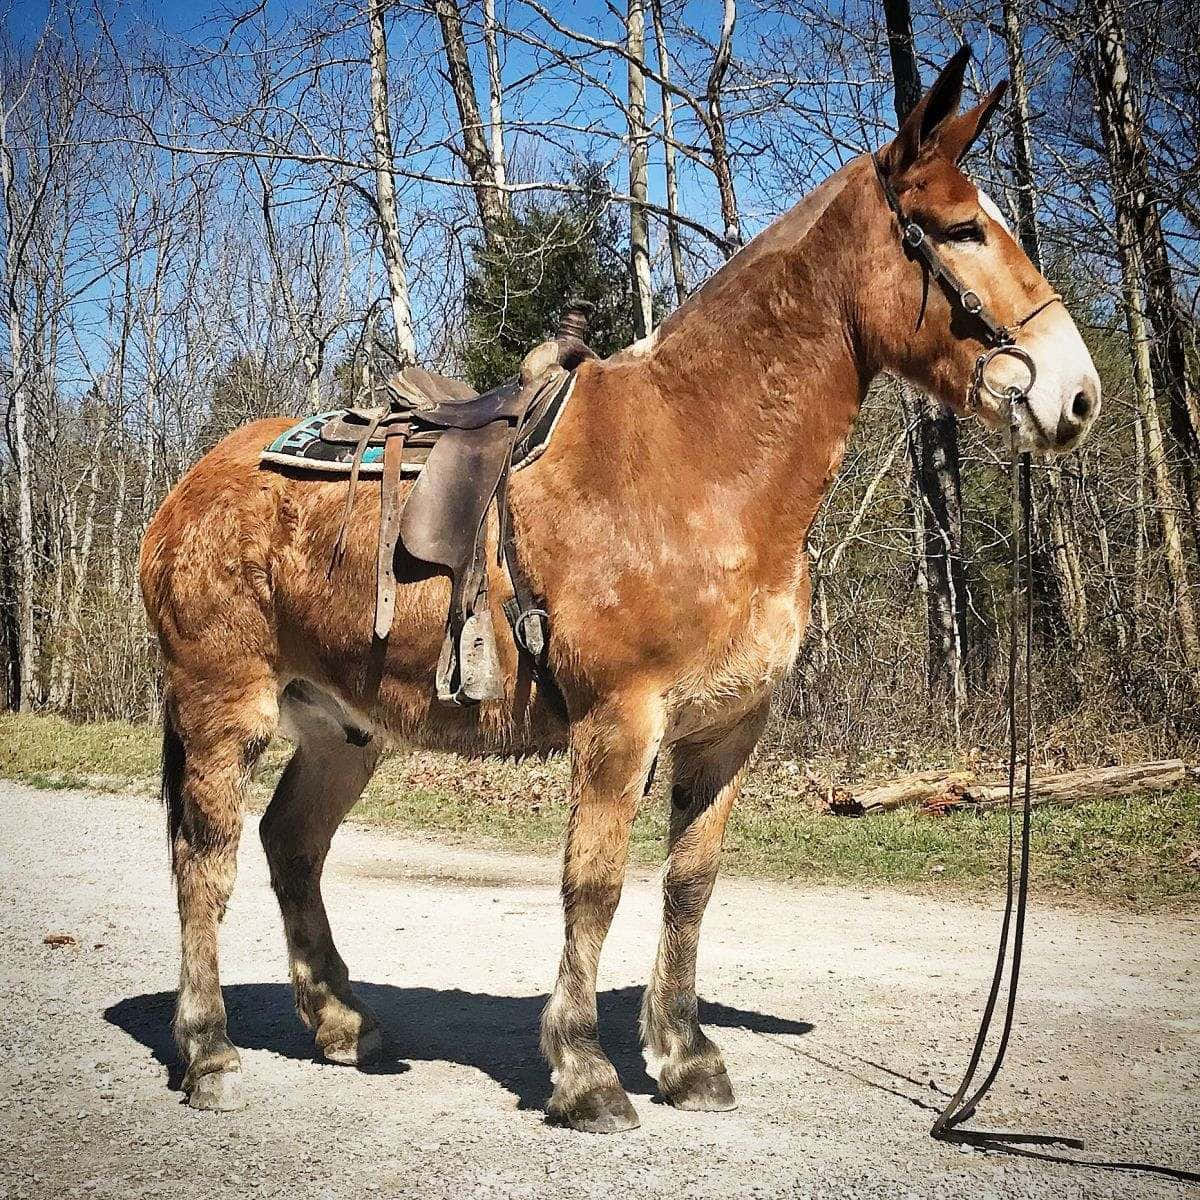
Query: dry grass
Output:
[[2, 711, 1196, 907]]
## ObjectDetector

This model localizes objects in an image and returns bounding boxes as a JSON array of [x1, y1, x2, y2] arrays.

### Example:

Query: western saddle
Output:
[[325, 301, 596, 707]]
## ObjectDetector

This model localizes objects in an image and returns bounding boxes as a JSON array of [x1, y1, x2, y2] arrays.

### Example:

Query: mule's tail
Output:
[[161, 702, 185, 874]]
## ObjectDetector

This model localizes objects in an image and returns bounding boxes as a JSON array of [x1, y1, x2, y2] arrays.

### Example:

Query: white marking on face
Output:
[[965, 187, 1101, 452], [977, 188, 1012, 235], [979, 309, 1101, 454]]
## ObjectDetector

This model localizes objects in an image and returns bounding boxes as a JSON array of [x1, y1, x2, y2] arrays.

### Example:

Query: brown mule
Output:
[[140, 51, 1099, 1130]]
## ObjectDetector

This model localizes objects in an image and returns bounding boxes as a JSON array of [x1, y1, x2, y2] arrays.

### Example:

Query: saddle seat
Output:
[[327, 302, 596, 707]]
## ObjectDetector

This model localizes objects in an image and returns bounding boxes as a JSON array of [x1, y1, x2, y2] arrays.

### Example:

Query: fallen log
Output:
[[964, 760, 1187, 812], [826, 761, 1186, 817], [835, 769, 977, 816]]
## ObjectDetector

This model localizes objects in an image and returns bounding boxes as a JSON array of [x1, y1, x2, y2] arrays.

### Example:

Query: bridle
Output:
[[867, 150, 1200, 1183], [872, 154, 1063, 425], [873, 149, 1057, 1146]]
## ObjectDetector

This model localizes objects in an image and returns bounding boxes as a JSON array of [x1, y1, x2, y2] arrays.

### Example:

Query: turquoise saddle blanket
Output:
[[260, 410, 417, 476]]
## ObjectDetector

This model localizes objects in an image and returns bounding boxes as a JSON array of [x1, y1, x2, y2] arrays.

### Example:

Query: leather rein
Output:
[[871, 155, 1200, 1183], [873, 152, 1073, 1150]]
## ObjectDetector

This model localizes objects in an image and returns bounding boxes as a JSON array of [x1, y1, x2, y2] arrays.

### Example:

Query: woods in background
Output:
[[0, 0, 1197, 762]]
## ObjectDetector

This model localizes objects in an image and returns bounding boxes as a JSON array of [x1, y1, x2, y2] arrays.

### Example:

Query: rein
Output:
[[928, 441, 1068, 1148], [873, 148, 1081, 1150], [873, 152, 1200, 1184], [929, 445, 1200, 1186]]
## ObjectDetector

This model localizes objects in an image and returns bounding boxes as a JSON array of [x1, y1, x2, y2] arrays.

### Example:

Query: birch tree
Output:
[[650, 0, 687, 303], [429, 0, 509, 246], [1084, 0, 1200, 686], [482, 0, 506, 193], [626, 0, 653, 338], [367, 0, 417, 363]]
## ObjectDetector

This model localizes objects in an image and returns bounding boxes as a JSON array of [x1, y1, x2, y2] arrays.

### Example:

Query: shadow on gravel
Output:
[[104, 984, 813, 1108]]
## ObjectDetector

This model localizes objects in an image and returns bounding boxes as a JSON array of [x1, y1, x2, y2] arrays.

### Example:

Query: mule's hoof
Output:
[[322, 1025, 383, 1067], [187, 1070, 245, 1112], [550, 1084, 641, 1134], [665, 1068, 737, 1112]]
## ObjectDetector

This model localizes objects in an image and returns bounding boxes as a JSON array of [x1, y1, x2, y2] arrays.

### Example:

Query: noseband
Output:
[[872, 154, 1062, 421]]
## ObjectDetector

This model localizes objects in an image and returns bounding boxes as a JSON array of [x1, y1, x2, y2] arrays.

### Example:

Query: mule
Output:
[[139, 50, 1099, 1129]]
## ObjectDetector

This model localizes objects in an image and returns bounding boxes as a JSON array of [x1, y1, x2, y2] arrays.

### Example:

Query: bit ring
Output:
[[976, 344, 1037, 404]]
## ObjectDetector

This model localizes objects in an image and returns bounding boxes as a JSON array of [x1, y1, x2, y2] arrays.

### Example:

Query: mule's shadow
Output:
[[104, 984, 812, 1109]]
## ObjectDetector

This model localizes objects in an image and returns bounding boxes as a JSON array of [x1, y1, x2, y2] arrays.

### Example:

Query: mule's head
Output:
[[866, 48, 1099, 453]]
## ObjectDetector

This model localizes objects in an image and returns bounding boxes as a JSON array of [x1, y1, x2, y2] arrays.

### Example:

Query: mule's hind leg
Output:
[[641, 707, 766, 1111], [541, 694, 663, 1133], [261, 690, 383, 1065], [166, 685, 278, 1111]]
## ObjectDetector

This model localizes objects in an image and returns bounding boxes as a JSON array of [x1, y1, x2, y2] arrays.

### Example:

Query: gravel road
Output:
[[0, 781, 1196, 1199]]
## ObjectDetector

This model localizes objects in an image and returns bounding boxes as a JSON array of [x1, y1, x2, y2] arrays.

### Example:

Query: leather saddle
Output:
[[328, 301, 596, 705]]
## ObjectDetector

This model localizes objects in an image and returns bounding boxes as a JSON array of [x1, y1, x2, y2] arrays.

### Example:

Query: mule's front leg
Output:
[[641, 709, 765, 1111], [541, 694, 662, 1133]]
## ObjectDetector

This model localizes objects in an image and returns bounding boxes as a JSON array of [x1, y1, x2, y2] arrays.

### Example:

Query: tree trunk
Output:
[[49, 454, 99, 710], [1086, 0, 1200, 687], [0, 472, 20, 709], [626, 0, 653, 339], [1082, 0, 1200, 550], [649, 0, 686, 304], [367, 0, 417, 363], [1001, 0, 1086, 649], [884, 0, 970, 717], [1081, 452, 1128, 652], [429, 0, 509, 245], [705, 0, 740, 255], [1142, 192, 1200, 552], [1001, 0, 1041, 265], [881, 0, 922, 120], [482, 0, 506, 192], [110, 452, 127, 596]]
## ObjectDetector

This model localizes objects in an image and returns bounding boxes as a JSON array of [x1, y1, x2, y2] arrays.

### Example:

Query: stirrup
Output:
[[435, 607, 504, 704]]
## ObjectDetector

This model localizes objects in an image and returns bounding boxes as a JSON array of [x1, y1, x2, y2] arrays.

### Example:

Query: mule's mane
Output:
[[611, 156, 865, 361]]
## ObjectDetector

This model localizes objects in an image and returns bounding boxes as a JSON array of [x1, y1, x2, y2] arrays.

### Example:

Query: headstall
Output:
[[872, 154, 1062, 421]]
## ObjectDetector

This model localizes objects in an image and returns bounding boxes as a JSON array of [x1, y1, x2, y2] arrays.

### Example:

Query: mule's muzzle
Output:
[[1054, 380, 1099, 450]]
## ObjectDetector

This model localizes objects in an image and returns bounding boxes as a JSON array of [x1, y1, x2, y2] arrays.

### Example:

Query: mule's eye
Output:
[[945, 220, 985, 244]]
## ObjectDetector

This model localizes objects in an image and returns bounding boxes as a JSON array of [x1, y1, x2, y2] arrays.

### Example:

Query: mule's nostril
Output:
[[1072, 390, 1093, 421]]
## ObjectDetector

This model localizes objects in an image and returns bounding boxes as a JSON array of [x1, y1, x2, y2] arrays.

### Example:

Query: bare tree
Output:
[[0, 53, 39, 709], [881, 0, 970, 713], [1085, 0, 1200, 686], [650, 0, 687, 303], [429, 0, 509, 245], [367, 0, 417, 363], [627, 0, 653, 338], [482, 0, 506, 193], [706, 0, 740, 253], [1000, 0, 1087, 648]]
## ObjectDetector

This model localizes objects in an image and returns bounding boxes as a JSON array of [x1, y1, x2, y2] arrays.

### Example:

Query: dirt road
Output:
[[0, 782, 1196, 1198]]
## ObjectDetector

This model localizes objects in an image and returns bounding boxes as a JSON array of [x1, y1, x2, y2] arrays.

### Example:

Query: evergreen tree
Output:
[[461, 167, 646, 390]]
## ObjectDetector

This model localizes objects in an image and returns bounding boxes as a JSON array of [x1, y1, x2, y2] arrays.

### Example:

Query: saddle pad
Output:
[[259, 377, 576, 478], [260, 410, 417, 476]]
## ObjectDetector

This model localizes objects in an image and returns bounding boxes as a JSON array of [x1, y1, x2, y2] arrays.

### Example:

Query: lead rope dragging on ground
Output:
[[929, 428, 1200, 1186]]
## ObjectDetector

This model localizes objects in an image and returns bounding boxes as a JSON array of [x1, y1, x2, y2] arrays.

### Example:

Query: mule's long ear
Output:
[[881, 44, 972, 176], [935, 80, 1008, 163]]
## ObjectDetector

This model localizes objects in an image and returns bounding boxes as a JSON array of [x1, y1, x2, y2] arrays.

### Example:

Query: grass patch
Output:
[[1, 712, 1196, 906], [0, 711, 161, 787]]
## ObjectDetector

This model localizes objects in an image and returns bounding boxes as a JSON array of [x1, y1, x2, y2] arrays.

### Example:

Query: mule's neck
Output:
[[625, 157, 880, 585]]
